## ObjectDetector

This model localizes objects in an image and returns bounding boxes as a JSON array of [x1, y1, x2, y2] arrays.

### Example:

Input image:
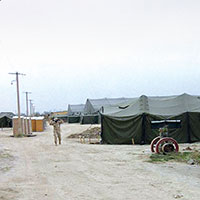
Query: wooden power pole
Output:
[[29, 99, 33, 117], [9, 72, 26, 136], [24, 91, 31, 134]]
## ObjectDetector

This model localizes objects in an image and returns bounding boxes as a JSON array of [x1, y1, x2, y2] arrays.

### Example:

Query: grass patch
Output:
[[0, 150, 14, 173], [0, 167, 11, 172], [14, 133, 24, 138], [0, 151, 13, 160], [148, 151, 200, 164]]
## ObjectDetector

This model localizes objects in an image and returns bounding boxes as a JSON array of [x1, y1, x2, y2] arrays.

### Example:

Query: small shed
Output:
[[31, 117, 37, 132], [31, 117, 45, 132], [35, 116, 45, 132]]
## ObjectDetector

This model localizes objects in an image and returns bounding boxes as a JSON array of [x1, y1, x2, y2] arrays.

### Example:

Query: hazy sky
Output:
[[0, 0, 200, 113]]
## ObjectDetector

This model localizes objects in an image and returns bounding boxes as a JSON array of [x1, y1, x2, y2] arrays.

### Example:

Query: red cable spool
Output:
[[155, 137, 179, 154], [150, 136, 161, 152]]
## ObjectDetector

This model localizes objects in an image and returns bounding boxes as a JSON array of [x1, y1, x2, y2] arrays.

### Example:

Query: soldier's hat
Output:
[[54, 117, 59, 122]]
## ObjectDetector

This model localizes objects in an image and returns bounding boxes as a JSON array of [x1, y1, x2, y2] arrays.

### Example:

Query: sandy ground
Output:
[[0, 123, 200, 200]]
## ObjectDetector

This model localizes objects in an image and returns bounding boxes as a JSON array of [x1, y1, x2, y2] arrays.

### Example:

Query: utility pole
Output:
[[29, 99, 33, 117], [32, 104, 35, 116], [23, 92, 31, 134], [29, 99, 34, 134], [9, 72, 26, 136]]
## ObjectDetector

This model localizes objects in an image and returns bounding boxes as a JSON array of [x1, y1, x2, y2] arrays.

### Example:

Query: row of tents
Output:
[[65, 98, 134, 124], [65, 93, 200, 144], [2, 94, 200, 144]]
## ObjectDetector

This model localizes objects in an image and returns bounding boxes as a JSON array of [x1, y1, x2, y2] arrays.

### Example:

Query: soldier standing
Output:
[[50, 118, 63, 146]]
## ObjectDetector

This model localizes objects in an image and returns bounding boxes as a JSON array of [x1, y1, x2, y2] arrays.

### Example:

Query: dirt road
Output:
[[0, 123, 200, 200]]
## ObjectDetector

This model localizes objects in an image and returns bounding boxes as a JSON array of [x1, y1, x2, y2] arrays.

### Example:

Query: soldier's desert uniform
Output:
[[50, 119, 63, 145]]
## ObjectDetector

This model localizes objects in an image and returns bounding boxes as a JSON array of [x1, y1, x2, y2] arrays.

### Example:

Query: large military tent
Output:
[[82, 98, 135, 124], [80, 114, 99, 124], [0, 112, 14, 128], [67, 104, 84, 123], [68, 104, 85, 115], [84, 98, 135, 114], [68, 116, 81, 123], [101, 93, 200, 144]]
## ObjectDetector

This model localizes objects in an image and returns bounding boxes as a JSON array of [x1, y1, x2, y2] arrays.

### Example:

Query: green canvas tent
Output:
[[68, 104, 85, 116], [0, 112, 14, 128], [100, 93, 200, 144], [68, 116, 81, 123], [84, 98, 135, 114], [80, 114, 99, 124], [67, 104, 84, 123], [83, 98, 135, 124]]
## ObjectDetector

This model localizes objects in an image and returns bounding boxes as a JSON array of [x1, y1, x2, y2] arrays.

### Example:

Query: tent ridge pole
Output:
[[141, 113, 146, 144], [186, 112, 191, 143]]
